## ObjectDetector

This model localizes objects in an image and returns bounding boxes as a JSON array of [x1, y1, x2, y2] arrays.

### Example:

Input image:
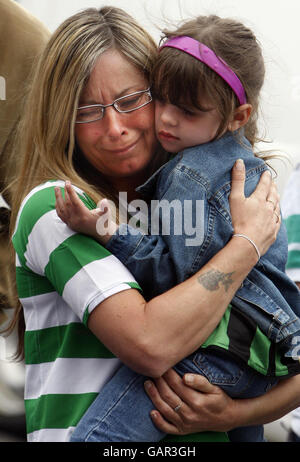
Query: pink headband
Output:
[[159, 36, 247, 106]]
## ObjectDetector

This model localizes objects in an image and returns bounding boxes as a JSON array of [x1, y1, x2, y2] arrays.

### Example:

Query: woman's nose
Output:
[[103, 106, 127, 138]]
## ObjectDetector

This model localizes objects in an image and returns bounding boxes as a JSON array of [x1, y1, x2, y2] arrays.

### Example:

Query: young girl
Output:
[[55, 15, 300, 442]]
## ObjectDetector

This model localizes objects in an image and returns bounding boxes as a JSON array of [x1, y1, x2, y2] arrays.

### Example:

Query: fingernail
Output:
[[235, 159, 244, 170], [144, 380, 152, 390], [184, 374, 194, 384]]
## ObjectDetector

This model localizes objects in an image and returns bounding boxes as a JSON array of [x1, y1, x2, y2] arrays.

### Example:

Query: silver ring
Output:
[[274, 211, 280, 223], [174, 403, 182, 413]]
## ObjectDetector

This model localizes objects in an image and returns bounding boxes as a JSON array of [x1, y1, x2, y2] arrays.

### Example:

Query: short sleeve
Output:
[[12, 181, 140, 324]]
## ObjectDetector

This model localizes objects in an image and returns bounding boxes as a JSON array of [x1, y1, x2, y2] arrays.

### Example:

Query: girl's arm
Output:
[[55, 183, 116, 244], [143, 369, 300, 434], [80, 162, 280, 378]]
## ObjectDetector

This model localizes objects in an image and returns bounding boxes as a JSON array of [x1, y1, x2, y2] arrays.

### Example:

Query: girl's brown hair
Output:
[[151, 15, 265, 147]]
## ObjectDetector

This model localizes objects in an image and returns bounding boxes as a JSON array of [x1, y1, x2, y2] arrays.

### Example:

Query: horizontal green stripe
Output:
[[24, 322, 116, 364], [12, 184, 96, 267], [25, 392, 98, 434], [13, 187, 60, 266], [25, 393, 229, 442], [16, 266, 55, 298], [286, 250, 300, 270], [284, 215, 300, 245], [45, 233, 112, 296]]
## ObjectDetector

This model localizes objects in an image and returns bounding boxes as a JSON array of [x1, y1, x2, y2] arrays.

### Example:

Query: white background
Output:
[[8, 0, 300, 194]]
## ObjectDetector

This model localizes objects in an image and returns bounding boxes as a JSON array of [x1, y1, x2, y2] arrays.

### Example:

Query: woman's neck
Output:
[[110, 174, 147, 203]]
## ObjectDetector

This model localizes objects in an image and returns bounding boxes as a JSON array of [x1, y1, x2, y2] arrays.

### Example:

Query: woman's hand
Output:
[[229, 159, 281, 258], [144, 369, 237, 434], [144, 370, 300, 436]]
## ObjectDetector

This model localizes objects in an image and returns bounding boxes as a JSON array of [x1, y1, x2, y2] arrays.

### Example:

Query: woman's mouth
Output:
[[109, 139, 139, 155]]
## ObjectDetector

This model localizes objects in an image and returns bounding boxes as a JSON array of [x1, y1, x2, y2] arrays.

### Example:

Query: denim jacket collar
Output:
[[136, 130, 251, 199]]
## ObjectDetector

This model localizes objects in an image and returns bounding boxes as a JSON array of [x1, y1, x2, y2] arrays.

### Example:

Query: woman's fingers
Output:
[[252, 169, 272, 200], [266, 182, 279, 208], [229, 159, 246, 202], [230, 160, 273, 204], [144, 369, 235, 434], [265, 182, 281, 237], [144, 379, 184, 434], [266, 182, 281, 224], [143, 369, 231, 435], [229, 159, 282, 257], [183, 373, 218, 393], [145, 373, 184, 416], [148, 409, 180, 435]]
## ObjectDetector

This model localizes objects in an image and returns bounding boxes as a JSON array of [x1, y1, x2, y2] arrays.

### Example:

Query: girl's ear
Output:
[[228, 104, 252, 132]]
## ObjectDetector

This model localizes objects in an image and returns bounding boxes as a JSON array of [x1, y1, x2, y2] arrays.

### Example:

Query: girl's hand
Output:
[[229, 159, 281, 258], [55, 182, 116, 242], [144, 369, 236, 434]]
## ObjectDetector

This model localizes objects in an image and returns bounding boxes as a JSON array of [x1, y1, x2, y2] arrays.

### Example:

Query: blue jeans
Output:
[[70, 349, 277, 442]]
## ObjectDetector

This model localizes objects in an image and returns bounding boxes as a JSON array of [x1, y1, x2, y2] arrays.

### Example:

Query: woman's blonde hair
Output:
[[10, 7, 158, 225], [7, 6, 159, 358]]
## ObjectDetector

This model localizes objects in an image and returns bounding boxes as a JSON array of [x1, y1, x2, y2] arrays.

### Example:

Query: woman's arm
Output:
[[87, 161, 281, 378], [143, 369, 300, 434]]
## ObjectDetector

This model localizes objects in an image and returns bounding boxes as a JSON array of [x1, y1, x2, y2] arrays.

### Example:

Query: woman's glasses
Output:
[[75, 88, 152, 124]]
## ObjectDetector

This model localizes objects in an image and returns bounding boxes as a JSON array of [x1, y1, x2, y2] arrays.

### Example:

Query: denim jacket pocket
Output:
[[181, 350, 277, 399], [190, 349, 245, 387]]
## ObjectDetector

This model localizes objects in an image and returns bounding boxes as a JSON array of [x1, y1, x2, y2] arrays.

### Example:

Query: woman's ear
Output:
[[228, 104, 252, 132]]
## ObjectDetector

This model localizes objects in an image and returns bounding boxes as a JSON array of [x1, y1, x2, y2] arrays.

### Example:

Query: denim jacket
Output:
[[106, 131, 300, 360]]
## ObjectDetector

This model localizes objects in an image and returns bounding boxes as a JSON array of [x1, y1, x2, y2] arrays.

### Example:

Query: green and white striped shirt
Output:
[[12, 181, 140, 442]]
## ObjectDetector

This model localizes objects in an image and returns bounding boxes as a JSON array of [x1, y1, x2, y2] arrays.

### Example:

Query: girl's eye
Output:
[[181, 108, 196, 116]]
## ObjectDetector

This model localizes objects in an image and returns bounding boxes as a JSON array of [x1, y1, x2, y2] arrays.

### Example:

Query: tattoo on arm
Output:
[[197, 269, 235, 292]]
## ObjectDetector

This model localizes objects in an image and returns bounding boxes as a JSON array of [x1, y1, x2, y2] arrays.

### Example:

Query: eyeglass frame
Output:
[[75, 87, 152, 124]]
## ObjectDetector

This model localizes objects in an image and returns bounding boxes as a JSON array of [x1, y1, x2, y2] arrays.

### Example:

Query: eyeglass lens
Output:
[[76, 89, 151, 123]]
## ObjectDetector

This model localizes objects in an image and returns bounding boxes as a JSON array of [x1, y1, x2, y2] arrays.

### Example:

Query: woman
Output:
[[7, 6, 298, 442]]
